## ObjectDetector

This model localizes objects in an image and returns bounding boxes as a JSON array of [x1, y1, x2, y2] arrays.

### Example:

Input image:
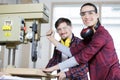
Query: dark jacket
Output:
[[71, 25, 120, 80], [46, 34, 88, 80]]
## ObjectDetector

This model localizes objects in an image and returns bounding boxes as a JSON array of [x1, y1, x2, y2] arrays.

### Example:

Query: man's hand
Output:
[[46, 29, 59, 46], [57, 72, 66, 80], [46, 29, 54, 40]]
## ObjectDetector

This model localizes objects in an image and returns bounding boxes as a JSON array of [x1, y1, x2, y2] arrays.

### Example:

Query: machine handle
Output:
[[31, 21, 38, 62]]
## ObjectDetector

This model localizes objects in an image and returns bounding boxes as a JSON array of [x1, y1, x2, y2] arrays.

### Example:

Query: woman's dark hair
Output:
[[80, 3, 101, 24], [80, 3, 101, 41], [55, 17, 72, 29], [80, 3, 98, 13]]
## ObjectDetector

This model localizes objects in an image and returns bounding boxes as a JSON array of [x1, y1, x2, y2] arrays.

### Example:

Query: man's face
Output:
[[80, 5, 99, 27], [56, 22, 72, 39]]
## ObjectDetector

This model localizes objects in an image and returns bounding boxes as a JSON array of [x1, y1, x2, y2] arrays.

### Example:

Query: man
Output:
[[45, 17, 88, 80], [43, 3, 120, 80]]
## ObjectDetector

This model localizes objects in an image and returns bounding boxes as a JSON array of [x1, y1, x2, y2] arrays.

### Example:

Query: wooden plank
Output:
[[2, 68, 57, 78]]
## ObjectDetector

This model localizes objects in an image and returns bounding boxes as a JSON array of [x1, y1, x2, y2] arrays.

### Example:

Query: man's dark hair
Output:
[[55, 17, 72, 29], [80, 3, 98, 13]]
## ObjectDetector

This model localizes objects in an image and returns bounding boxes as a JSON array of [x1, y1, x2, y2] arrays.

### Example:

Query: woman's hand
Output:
[[42, 67, 54, 73], [43, 64, 59, 73], [0, 72, 4, 76], [0, 72, 11, 76]]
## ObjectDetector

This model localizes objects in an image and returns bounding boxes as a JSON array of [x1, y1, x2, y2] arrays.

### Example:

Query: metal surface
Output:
[[0, 3, 49, 68]]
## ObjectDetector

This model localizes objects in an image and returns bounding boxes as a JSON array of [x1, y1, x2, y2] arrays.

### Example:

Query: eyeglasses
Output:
[[80, 10, 96, 16], [56, 26, 70, 32]]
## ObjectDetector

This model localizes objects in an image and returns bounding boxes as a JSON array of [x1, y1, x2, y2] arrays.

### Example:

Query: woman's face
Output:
[[80, 5, 99, 27]]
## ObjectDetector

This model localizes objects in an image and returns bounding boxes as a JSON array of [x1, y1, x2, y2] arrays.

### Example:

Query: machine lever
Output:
[[31, 21, 38, 62], [40, 32, 53, 37]]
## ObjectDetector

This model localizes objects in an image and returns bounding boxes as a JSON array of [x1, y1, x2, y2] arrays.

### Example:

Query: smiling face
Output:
[[80, 5, 99, 27], [56, 22, 72, 39]]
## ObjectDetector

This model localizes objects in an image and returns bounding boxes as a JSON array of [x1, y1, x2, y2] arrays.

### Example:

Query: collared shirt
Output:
[[70, 25, 120, 80], [46, 34, 88, 80]]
